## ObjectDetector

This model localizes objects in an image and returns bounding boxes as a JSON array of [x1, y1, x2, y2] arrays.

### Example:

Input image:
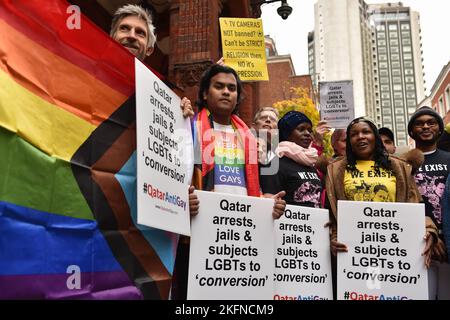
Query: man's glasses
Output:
[[413, 119, 439, 128]]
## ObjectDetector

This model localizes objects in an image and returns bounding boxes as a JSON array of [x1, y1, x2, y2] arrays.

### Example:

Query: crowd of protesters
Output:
[[110, 4, 450, 300]]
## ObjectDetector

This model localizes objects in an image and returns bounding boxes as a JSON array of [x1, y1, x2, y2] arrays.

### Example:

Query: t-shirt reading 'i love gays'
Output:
[[344, 160, 396, 202], [213, 122, 247, 195]]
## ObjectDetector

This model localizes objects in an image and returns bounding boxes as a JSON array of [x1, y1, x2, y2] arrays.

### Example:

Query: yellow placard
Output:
[[219, 18, 269, 81]]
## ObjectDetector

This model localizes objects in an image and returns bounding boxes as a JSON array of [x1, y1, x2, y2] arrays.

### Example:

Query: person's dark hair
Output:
[[196, 64, 243, 114], [373, 184, 388, 194], [378, 127, 395, 143], [345, 117, 391, 173]]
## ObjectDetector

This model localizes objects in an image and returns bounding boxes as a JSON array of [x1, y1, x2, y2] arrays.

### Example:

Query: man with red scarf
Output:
[[172, 64, 286, 299]]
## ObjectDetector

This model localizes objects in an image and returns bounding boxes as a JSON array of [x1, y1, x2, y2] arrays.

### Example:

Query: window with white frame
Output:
[[394, 92, 403, 99], [439, 96, 444, 113], [446, 87, 450, 111], [401, 23, 410, 30], [407, 99, 416, 107], [389, 24, 398, 30], [395, 100, 403, 107]]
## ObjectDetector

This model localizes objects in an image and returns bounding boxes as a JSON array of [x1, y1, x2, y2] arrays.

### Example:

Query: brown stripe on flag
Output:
[[92, 123, 172, 299]]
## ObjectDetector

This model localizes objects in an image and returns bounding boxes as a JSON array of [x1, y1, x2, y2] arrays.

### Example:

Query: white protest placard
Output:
[[135, 58, 193, 236], [319, 80, 355, 129], [337, 201, 428, 300], [274, 205, 333, 300], [187, 190, 275, 300]]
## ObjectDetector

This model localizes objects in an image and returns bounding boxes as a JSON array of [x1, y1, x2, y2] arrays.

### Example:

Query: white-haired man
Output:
[[110, 4, 156, 62], [110, 4, 193, 116]]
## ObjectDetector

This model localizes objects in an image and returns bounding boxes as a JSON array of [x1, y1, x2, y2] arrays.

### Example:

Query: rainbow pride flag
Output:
[[0, 0, 179, 299]]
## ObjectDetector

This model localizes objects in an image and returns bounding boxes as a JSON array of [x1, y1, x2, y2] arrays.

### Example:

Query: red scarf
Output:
[[193, 108, 260, 197]]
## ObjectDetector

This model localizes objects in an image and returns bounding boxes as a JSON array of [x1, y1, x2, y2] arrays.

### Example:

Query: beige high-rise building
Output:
[[308, 1, 426, 145], [309, 0, 375, 118], [368, 3, 426, 146]]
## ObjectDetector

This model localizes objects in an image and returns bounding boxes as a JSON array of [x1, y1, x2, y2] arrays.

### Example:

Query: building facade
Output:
[[369, 2, 426, 146], [309, 1, 426, 146], [256, 36, 315, 110], [309, 0, 375, 118], [418, 61, 450, 119], [307, 31, 317, 91], [430, 62, 450, 117]]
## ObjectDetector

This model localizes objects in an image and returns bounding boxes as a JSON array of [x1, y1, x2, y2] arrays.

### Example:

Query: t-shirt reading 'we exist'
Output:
[[415, 149, 450, 228], [213, 122, 247, 195], [261, 156, 322, 208], [344, 160, 396, 203]]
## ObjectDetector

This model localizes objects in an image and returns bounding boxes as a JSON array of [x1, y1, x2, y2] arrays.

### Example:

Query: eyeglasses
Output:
[[413, 119, 439, 128]]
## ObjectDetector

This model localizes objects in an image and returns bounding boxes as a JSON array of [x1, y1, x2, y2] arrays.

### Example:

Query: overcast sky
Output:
[[261, 0, 450, 95]]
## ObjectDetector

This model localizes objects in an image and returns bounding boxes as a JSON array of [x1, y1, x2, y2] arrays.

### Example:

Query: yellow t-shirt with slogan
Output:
[[344, 160, 396, 202]]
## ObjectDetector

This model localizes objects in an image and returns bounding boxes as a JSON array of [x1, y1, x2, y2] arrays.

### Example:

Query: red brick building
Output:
[[70, 0, 270, 125], [254, 36, 316, 112], [430, 61, 450, 118]]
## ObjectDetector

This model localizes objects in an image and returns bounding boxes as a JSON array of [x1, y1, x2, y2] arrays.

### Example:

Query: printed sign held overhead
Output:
[[220, 18, 268, 81], [319, 80, 355, 129]]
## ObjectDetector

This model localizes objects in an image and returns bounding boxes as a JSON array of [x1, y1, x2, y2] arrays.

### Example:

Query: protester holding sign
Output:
[[407, 107, 450, 299], [110, 4, 194, 117], [261, 111, 327, 208], [110, 3, 196, 300], [326, 117, 437, 262], [172, 64, 286, 299]]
